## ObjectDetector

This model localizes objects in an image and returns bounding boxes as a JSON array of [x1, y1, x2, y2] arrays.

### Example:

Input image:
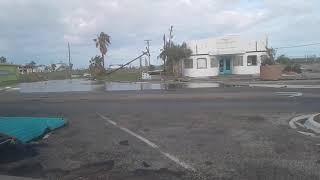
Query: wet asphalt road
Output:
[[0, 87, 320, 180]]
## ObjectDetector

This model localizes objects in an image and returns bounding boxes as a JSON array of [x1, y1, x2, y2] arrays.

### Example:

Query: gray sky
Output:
[[0, 0, 319, 68]]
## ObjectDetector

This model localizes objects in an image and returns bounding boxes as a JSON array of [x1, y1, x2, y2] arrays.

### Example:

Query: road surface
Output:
[[0, 87, 320, 180]]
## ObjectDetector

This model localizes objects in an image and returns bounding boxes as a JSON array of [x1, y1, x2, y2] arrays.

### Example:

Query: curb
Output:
[[0, 86, 20, 93], [0, 87, 11, 92]]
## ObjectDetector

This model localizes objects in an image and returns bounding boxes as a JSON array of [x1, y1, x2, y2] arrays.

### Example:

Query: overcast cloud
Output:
[[0, 0, 319, 68]]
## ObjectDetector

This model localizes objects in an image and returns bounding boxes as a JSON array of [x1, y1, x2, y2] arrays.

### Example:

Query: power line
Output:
[[275, 42, 320, 49]]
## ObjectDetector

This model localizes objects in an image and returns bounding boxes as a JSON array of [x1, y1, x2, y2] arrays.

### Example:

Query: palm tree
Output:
[[27, 61, 37, 73], [93, 32, 111, 68], [0, 56, 7, 63]]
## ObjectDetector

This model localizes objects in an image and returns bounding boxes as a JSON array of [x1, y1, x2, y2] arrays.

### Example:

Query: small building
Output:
[[181, 35, 268, 77], [0, 64, 19, 83], [18, 65, 46, 74], [55, 62, 69, 72]]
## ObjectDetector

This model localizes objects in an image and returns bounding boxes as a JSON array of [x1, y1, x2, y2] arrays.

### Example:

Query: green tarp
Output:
[[0, 117, 66, 143]]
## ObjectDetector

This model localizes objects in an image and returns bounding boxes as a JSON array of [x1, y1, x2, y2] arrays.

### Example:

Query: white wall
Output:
[[182, 51, 267, 77], [232, 52, 266, 75], [188, 35, 267, 55], [182, 55, 219, 77]]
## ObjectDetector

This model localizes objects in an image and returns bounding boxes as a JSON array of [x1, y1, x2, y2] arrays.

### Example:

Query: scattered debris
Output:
[[142, 161, 151, 168], [133, 168, 184, 177], [119, 140, 129, 146], [0, 117, 67, 143], [42, 134, 50, 140], [205, 161, 213, 166]]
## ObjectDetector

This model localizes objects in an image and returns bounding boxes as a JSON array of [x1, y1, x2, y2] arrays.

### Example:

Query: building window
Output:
[[197, 58, 207, 69], [247, 55, 257, 66], [233, 56, 243, 66], [184, 59, 193, 69], [210, 57, 218, 68]]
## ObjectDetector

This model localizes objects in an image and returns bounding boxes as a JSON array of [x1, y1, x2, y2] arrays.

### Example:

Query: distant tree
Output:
[[51, 64, 56, 71], [262, 47, 276, 65], [93, 32, 111, 68], [89, 55, 105, 77], [0, 56, 7, 63], [276, 54, 291, 65], [27, 61, 37, 72], [159, 42, 192, 76]]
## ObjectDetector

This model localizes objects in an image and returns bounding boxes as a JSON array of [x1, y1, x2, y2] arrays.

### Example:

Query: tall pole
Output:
[[168, 26, 173, 74], [144, 40, 151, 67], [163, 34, 166, 72], [168, 26, 173, 48], [139, 57, 142, 80], [68, 42, 71, 79]]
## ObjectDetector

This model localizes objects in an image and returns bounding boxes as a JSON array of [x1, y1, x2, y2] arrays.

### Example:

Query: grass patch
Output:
[[0, 80, 19, 88], [19, 71, 70, 83]]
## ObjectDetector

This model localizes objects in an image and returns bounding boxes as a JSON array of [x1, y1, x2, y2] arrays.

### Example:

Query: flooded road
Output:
[[18, 79, 221, 93], [18, 79, 102, 93]]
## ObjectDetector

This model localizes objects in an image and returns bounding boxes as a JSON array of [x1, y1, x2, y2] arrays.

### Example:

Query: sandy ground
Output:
[[0, 87, 320, 180]]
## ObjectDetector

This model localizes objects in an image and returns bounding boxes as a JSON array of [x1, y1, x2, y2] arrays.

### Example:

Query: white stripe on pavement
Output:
[[97, 113, 195, 171], [275, 92, 302, 97]]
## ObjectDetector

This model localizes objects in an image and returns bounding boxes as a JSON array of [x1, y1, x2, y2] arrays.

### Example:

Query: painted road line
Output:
[[250, 84, 320, 89], [289, 114, 311, 129], [97, 113, 195, 171], [289, 114, 320, 138], [275, 92, 302, 97]]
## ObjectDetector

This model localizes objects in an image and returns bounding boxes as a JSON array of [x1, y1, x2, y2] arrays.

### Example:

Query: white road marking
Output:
[[289, 114, 320, 138], [275, 92, 302, 97], [289, 114, 311, 129], [297, 131, 318, 138], [250, 84, 320, 89], [97, 113, 195, 171]]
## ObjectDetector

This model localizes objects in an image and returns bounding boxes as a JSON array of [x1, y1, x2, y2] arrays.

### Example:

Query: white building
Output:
[[55, 62, 69, 71], [181, 35, 268, 77]]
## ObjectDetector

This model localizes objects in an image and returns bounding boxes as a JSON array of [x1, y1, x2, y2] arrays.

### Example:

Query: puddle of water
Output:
[[105, 82, 164, 91], [19, 79, 103, 93], [18, 79, 221, 93], [105, 82, 220, 91]]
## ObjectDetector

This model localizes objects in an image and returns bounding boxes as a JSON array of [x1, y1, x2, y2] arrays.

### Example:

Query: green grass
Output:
[[0, 80, 19, 88], [19, 71, 71, 83]]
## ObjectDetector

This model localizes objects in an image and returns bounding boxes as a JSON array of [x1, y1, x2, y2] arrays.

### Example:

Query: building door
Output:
[[219, 59, 224, 74], [219, 57, 232, 75]]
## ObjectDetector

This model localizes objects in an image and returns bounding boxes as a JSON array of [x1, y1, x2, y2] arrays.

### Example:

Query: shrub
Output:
[[283, 63, 302, 74]]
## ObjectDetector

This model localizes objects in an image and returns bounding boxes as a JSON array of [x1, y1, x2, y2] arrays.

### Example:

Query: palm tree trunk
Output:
[[102, 54, 105, 68]]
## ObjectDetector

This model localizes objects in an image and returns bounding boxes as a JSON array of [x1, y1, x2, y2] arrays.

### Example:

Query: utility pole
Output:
[[139, 57, 142, 80], [163, 34, 166, 73], [68, 42, 72, 79], [168, 26, 173, 48], [144, 40, 151, 67]]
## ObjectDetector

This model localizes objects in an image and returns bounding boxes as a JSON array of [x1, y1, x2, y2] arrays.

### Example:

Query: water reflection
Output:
[[19, 79, 103, 93], [105, 82, 164, 91], [105, 82, 220, 91], [19, 79, 221, 93]]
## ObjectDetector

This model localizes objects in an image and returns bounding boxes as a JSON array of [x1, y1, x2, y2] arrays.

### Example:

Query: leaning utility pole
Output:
[[144, 40, 151, 67]]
